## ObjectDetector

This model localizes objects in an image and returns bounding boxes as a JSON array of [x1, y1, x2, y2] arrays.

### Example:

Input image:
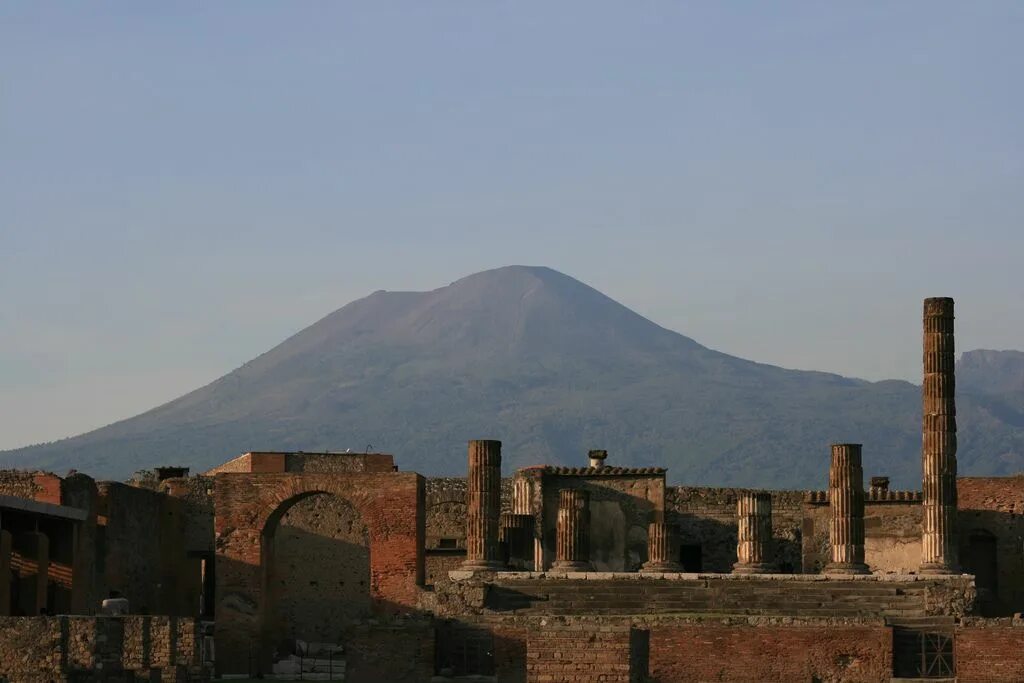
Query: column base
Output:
[[640, 561, 684, 573], [918, 562, 960, 575], [550, 560, 592, 572], [823, 562, 870, 575], [459, 559, 505, 572], [732, 562, 776, 575]]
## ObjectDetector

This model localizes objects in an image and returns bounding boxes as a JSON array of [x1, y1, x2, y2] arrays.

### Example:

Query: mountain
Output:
[[958, 350, 1024, 395], [2, 266, 1023, 488]]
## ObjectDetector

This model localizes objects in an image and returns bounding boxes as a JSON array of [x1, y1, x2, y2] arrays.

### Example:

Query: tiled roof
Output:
[[540, 466, 666, 476]]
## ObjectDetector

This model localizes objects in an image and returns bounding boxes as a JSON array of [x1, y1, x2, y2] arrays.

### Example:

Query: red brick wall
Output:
[[957, 476, 1024, 614], [32, 473, 62, 505], [648, 623, 892, 683], [956, 622, 1024, 682], [958, 476, 1024, 513], [526, 624, 633, 683], [213, 471, 425, 675]]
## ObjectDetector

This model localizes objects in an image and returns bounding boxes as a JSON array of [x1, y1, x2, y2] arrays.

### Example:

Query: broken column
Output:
[[461, 439, 504, 571], [732, 492, 775, 574], [641, 513, 682, 572], [552, 489, 591, 571], [921, 297, 959, 574], [825, 443, 869, 574], [500, 512, 534, 570]]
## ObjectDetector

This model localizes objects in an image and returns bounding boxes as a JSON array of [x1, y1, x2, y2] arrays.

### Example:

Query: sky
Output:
[[1, 3, 1022, 451]]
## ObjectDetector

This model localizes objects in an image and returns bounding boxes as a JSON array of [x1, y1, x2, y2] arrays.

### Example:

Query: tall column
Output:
[[552, 489, 591, 571], [733, 492, 775, 574], [641, 517, 682, 572], [825, 444, 869, 574], [462, 439, 504, 571], [921, 297, 959, 574]]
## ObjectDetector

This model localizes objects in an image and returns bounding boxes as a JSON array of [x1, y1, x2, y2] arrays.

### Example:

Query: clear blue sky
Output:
[[1, 3, 1022, 450]]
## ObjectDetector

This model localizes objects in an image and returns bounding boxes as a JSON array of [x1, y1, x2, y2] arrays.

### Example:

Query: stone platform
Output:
[[443, 570, 976, 620]]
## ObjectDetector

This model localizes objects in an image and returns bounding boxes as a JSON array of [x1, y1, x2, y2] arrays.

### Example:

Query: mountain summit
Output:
[[3, 266, 1022, 486]]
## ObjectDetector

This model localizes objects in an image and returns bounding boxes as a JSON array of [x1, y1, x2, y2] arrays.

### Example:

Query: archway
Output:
[[261, 492, 370, 657]]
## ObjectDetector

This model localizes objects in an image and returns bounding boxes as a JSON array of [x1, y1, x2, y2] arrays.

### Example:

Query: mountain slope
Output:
[[3, 266, 1023, 487]]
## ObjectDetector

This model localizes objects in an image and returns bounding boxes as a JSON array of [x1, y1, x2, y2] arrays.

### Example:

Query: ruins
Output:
[[0, 297, 1023, 681]]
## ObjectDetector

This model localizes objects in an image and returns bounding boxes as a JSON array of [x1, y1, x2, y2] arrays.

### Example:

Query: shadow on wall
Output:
[[958, 509, 1024, 617], [669, 513, 802, 573], [263, 494, 371, 657]]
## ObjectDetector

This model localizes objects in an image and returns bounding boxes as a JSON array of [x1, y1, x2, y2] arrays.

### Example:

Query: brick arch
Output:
[[214, 471, 425, 676]]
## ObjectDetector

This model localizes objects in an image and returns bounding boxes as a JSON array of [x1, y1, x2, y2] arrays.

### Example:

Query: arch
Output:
[[261, 492, 371, 658], [213, 471, 424, 676]]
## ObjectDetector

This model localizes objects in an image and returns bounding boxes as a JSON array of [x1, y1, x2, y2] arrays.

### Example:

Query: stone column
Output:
[[552, 489, 591, 571], [733, 492, 775, 574], [824, 444, 869, 574], [462, 439, 504, 571], [921, 297, 960, 574], [641, 519, 682, 572], [500, 513, 534, 570]]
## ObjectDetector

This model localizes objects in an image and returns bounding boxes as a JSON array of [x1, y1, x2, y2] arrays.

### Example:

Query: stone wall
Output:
[[0, 470, 46, 500], [666, 487, 804, 572], [802, 496, 923, 574], [61, 473, 99, 614], [425, 477, 513, 586], [0, 615, 208, 680], [538, 473, 664, 571], [343, 620, 434, 683], [161, 475, 215, 555], [97, 482, 199, 617]]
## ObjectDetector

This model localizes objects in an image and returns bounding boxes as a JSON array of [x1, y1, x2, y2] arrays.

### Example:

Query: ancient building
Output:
[[1, 296, 1024, 681]]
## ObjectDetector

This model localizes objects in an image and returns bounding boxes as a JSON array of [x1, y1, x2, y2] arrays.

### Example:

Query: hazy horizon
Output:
[[2, 3, 1022, 450]]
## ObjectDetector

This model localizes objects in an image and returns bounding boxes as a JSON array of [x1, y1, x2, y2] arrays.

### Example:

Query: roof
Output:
[[0, 495, 88, 521], [538, 466, 666, 477]]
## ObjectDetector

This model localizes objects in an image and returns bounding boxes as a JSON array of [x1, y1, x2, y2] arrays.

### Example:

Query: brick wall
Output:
[[956, 617, 1024, 682], [526, 620, 634, 683], [958, 476, 1024, 615], [647, 621, 892, 683], [214, 471, 425, 675]]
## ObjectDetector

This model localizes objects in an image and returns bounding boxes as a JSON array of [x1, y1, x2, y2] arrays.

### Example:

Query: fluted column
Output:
[[733, 492, 775, 574], [552, 489, 591, 571], [825, 444, 869, 574], [921, 297, 960, 574], [500, 513, 534, 570], [462, 439, 504, 571], [641, 521, 682, 572]]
